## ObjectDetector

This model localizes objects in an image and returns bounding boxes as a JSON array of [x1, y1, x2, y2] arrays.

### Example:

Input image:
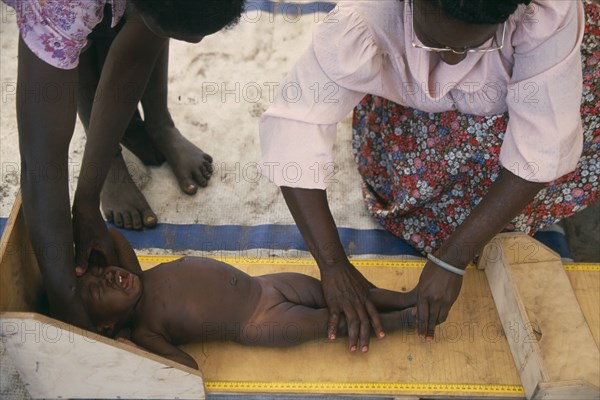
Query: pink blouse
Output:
[[260, 0, 585, 188], [3, 0, 126, 69]]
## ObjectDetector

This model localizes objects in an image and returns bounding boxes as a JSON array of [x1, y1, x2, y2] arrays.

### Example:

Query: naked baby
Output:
[[77, 229, 417, 369]]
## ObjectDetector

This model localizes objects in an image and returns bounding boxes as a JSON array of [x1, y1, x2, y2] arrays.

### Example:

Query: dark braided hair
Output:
[[131, 0, 246, 36], [423, 0, 532, 24]]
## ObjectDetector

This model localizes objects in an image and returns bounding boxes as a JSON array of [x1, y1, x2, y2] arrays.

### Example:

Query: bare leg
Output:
[[81, 7, 165, 167], [243, 273, 416, 347], [77, 45, 158, 230], [141, 42, 214, 195]]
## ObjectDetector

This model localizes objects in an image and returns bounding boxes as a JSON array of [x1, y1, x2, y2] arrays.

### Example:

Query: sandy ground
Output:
[[0, 2, 381, 236]]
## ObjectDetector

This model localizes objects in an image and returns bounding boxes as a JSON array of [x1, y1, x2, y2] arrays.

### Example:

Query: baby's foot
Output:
[[101, 154, 158, 230], [151, 124, 214, 195], [120, 111, 166, 167]]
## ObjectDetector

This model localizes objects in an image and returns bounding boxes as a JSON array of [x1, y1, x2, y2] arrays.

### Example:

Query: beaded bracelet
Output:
[[427, 253, 466, 276]]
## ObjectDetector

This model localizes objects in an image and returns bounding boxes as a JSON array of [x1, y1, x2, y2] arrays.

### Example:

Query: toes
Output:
[[142, 209, 158, 228], [113, 212, 124, 228], [203, 153, 213, 163], [199, 163, 213, 181], [104, 209, 114, 222], [122, 212, 133, 230], [107, 209, 155, 230], [193, 169, 209, 188], [131, 212, 143, 230], [179, 178, 198, 195]]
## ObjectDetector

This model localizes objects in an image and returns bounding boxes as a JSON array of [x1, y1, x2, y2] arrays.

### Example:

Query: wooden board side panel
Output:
[[483, 245, 546, 400], [536, 380, 600, 400], [511, 261, 600, 388], [482, 234, 600, 400], [1, 312, 205, 400], [0, 191, 43, 312]]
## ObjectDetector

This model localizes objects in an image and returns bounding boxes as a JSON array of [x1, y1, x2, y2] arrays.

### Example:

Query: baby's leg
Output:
[[245, 274, 415, 347]]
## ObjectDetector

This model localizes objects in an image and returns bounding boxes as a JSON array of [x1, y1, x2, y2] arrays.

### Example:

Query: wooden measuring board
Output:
[[479, 233, 600, 400], [0, 312, 205, 399], [2, 191, 599, 399], [140, 256, 524, 398]]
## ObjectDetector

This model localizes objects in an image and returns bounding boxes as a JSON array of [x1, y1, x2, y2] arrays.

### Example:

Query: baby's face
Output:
[[78, 266, 143, 332]]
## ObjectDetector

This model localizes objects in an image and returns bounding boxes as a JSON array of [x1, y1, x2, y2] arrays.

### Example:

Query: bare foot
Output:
[[121, 110, 166, 167], [148, 122, 214, 195], [101, 154, 158, 230]]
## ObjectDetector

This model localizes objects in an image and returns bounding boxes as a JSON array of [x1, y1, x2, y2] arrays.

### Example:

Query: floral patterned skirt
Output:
[[351, 1, 599, 254]]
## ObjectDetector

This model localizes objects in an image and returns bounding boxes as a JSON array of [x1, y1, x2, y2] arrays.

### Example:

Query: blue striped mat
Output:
[[0, 218, 572, 259]]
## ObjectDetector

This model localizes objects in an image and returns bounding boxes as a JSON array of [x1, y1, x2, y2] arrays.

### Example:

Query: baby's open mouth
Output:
[[116, 271, 132, 290], [107, 270, 133, 291]]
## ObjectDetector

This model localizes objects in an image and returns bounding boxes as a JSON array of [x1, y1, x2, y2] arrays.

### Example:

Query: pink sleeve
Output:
[[259, 6, 381, 189], [501, 1, 585, 182]]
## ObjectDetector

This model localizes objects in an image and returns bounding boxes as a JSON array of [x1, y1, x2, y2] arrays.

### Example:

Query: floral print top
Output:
[[3, 0, 126, 69]]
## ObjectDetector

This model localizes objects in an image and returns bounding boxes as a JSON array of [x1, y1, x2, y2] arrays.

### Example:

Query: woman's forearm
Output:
[[435, 168, 545, 268], [280, 187, 348, 268], [281, 186, 383, 349], [16, 38, 91, 326]]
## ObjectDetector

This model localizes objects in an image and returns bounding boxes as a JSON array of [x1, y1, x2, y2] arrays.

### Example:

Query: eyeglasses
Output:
[[409, 1, 506, 55]]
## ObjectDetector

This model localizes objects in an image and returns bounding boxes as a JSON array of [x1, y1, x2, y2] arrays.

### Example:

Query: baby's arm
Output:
[[369, 288, 417, 312], [132, 329, 198, 370]]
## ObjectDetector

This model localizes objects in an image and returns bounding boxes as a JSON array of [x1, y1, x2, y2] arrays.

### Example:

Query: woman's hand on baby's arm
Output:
[[320, 260, 384, 353]]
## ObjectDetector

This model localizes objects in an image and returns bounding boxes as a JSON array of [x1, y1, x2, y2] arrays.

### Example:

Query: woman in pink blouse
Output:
[[3, 0, 244, 329], [260, 0, 599, 351]]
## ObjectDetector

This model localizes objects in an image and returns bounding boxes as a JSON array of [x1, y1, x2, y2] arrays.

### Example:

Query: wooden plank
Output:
[[0, 191, 44, 312], [479, 233, 600, 400], [566, 269, 600, 347], [0, 312, 205, 400]]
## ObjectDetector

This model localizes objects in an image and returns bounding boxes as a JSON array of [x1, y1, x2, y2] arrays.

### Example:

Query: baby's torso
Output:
[[133, 258, 263, 345]]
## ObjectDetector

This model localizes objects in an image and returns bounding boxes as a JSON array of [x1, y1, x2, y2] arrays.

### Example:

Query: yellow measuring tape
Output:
[[204, 381, 525, 396], [138, 255, 600, 271]]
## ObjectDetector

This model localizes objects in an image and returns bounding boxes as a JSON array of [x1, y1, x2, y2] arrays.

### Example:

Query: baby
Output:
[[78, 230, 417, 369]]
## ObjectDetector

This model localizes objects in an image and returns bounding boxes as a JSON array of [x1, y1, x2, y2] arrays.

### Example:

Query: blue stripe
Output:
[[0, 217, 418, 256], [245, 1, 336, 14], [114, 223, 421, 257], [0, 218, 6, 239], [0, 217, 572, 259]]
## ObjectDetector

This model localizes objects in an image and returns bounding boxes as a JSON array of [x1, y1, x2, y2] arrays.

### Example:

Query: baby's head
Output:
[[131, 0, 246, 43], [78, 266, 143, 337]]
